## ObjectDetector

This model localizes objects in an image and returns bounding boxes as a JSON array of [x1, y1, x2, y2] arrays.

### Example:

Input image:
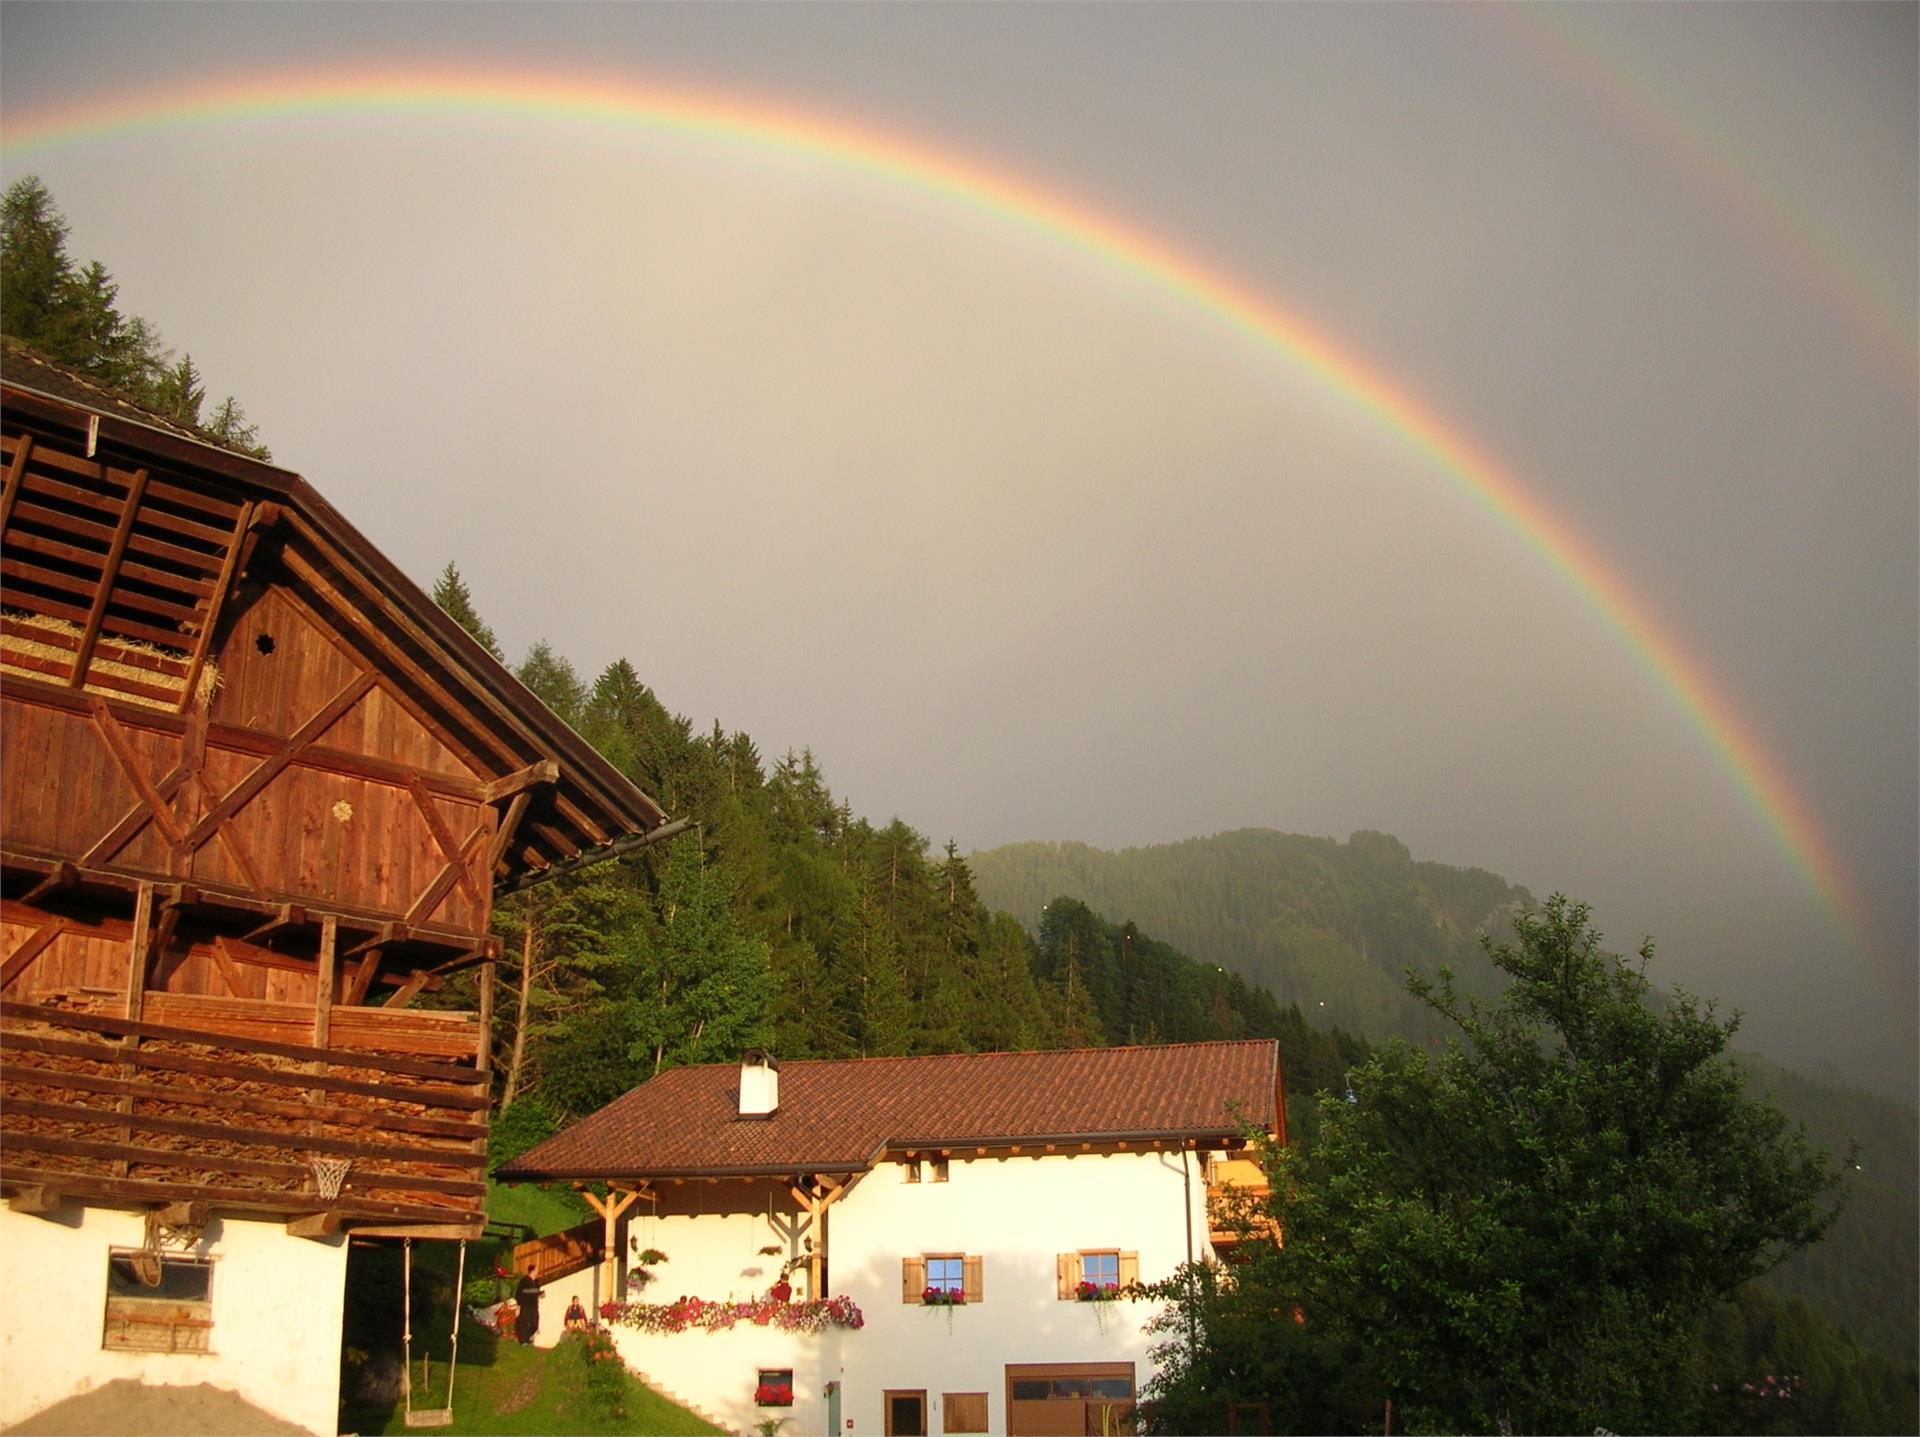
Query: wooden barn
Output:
[[0, 351, 671, 1434]]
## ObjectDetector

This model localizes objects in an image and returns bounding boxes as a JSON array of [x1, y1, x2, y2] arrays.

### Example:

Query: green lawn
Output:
[[341, 1314, 721, 1436], [487, 1179, 593, 1242], [340, 1185, 714, 1437]]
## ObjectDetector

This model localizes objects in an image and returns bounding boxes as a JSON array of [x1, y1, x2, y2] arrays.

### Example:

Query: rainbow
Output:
[[1, 63, 1885, 965], [1481, 6, 1918, 397]]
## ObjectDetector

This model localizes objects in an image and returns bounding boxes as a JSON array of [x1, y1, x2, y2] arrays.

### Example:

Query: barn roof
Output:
[[499, 1040, 1283, 1180], [1, 353, 667, 887]]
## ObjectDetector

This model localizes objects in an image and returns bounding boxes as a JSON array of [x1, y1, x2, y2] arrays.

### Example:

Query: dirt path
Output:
[[3, 1381, 317, 1436]]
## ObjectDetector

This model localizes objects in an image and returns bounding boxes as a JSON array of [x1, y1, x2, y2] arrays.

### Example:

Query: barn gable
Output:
[[1, 366, 672, 1243]]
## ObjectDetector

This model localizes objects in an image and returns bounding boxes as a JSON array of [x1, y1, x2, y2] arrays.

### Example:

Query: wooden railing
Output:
[[1207, 1155, 1278, 1253], [511, 1220, 602, 1284], [0, 996, 487, 1229]]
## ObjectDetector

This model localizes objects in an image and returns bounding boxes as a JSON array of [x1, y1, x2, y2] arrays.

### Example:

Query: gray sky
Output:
[[3, 2, 1914, 1095]]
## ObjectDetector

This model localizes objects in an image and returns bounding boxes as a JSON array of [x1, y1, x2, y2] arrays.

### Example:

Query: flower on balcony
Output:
[[921, 1286, 965, 1307], [598, 1295, 865, 1336], [754, 1381, 795, 1407], [1076, 1280, 1121, 1302]]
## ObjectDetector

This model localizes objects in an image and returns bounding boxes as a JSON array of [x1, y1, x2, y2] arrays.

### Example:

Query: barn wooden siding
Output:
[[1, 376, 666, 1238]]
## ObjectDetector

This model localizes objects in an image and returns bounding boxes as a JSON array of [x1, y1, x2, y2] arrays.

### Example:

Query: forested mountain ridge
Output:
[[971, 830, 1532, 1043], [972, 830, 1918, 1367]]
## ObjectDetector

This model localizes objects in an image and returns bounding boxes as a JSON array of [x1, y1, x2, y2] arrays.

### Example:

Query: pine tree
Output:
[[429, 562, 505, 660], [1, 176, 72, 347], [627, 835, 774, 1076], [153, 353, 207, 428], [517, 640, 587, 726], [203, 394, 271, 461]]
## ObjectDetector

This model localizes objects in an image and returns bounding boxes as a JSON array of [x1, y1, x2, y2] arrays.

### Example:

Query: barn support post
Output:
[[580, 1186, 642, 1304]]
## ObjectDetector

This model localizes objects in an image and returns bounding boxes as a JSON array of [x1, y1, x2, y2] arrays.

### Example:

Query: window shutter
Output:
[[902, 1255, 926, 1302], [1119, 1251, 1140, 1288], [962, 1254, 983, 1303], [1056, 1252, 1074, 1300]]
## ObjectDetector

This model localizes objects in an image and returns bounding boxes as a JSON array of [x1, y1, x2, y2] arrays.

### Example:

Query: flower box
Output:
[[1075, 1280, 1121, 1302], [754, 1382, 795, 1407], [921, 1287, 965, 1307]]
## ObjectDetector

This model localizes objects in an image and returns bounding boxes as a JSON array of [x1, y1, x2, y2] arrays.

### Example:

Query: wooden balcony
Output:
[[0, 993, 488, 1235], [1206, 1155, 1279, 1256]]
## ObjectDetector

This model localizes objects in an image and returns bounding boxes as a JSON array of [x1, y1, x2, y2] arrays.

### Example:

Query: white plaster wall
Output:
[[831, 1150, 1209, 1437], [587, 1151, 1208, 1436], [0, 1204, 348, 1437], [607, 1322, 843, 1437]]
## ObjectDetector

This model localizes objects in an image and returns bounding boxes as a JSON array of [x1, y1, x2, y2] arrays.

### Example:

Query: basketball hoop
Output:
[[308, 1155, 352, 1203]]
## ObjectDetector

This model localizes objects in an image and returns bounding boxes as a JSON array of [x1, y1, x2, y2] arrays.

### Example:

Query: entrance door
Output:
[[885, 1389, 927, 1436]]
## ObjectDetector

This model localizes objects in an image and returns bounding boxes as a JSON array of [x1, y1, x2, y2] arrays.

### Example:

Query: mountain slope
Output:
[[973, 828, 1917, 1366], [972, 828, 1530, 1044]]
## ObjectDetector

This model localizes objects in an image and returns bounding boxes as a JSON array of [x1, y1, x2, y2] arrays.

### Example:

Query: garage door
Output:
[[1005, 1362, 1135, 1436]]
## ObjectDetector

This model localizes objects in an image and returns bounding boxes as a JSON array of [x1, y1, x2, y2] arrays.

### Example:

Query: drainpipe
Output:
[[1181, 1149, 1199, 1365]]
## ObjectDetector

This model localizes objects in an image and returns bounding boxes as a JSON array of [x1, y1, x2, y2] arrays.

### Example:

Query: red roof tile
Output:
[[500, 1041, 1282, 1180]]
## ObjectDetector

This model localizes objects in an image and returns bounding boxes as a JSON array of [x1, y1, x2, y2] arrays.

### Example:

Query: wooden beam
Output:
[[21, 861, 79, 905], [176, 498, 253, 715], [0, 1059, 485, 1140], [0, 917, 67, 991], [2, 1163, 475, 1226], [153, 1201, 210, 1227], [349, 1221, 485, 1241], [124, 882, 154, 1023], [4, 1029, 489, 1113], [207, 937, 248, 998], [77, 763, 193, 869], [88, 697, 188, 849], [407, 776, 487, 910], [243, 904, 308, 945], [342, 920, 404, 960], [2, 1098, 482, 1170], [1, 432, 33, 535], [382, 970, 433, 1010], [404, 822, 488, 928], [481, 760, 559, 803], [69, 467, 151, 690], [0, 999, 485, 1086], [181, 670, 377, 851], [487, 790, 532, 874], [475, 959, 495, 1074], [287, 1211, 345, 1240], [312, 914, 337, 1051], [344, 949, 385, 1007], [6, 1184, 62, 1216]]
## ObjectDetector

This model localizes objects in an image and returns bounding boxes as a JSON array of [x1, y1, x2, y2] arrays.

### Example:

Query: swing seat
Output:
[[403, 1410, 453, 1428]]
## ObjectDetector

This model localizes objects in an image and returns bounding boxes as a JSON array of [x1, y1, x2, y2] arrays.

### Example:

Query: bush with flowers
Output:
[[599, 1294, 865, 1336], [559, 1326, 628, 1420]]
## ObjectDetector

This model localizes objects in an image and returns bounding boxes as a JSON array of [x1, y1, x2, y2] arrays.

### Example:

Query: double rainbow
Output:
[[2, 63, 1881, 965]]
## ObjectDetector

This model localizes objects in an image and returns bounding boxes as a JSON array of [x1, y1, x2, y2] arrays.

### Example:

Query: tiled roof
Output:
[[499, 1040, 1282, 1180]]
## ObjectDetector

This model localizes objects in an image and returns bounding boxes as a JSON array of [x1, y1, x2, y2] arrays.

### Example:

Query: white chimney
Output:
[[739, 1050, 779, 1118]]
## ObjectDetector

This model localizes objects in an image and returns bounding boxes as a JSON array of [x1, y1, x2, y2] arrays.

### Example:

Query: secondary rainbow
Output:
[[1, 63, 1882, 964]]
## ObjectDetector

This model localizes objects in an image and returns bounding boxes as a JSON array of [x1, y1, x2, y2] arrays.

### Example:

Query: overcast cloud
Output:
[[2, 2, 1913, 1095]]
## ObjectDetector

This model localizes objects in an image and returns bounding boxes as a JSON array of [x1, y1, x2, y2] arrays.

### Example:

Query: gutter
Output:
[[496, 816, 697, 894]]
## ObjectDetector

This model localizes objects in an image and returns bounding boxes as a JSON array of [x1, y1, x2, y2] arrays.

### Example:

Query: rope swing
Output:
[[402, 1237, 466, 1429]]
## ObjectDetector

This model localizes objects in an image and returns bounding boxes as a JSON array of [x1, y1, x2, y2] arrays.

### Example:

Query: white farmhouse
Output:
[[499, 1040, 1284, 1436]]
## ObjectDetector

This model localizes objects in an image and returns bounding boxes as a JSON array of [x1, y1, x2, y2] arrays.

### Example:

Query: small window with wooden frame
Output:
[[942, 1391, 989, 1433], [103, 1249, 214, 1353], [902, 1253, 983, 1305], [1056, 1249, 1139, 1300]]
